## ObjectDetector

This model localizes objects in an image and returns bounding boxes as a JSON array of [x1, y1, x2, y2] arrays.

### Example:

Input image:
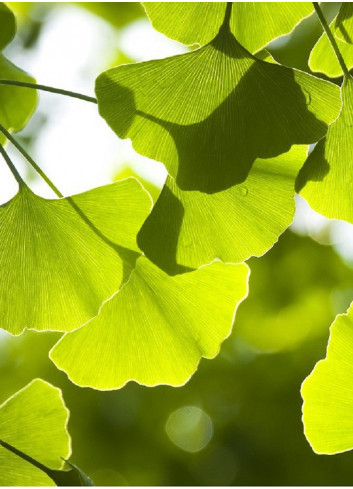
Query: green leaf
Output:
[[0, 379, 70, 486], [77, 2, 144, 29], [50, 258, 249, 390], [0, 179, 151, 335], [309, 4, 353, 77], [0, 3, 16, 50], [0, 3, 37, 143], [143, 2, 314, 53], [96, 23, 340, 193], [143, 3, 225, 47], [301, 302, 353, 454], [0, 54, 38, 144], [297, 77, 353, 222], [334, 3, 353, 44], [138, 145, 307, 275]]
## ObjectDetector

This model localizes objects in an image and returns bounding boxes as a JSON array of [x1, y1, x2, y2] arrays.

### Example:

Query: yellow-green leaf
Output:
[[143, 3, 313, 53], [50, 258, 249, 390], [0, 179, 151, 335], [96, 23, 340, 193], [301, 302, 353, 454], [334, 3, 353, 44], [0, 54, 38, 143], [138, 145, 307, 274], [309, 4, 353, 77], [297, 77, 353, 222], [0, 379, 70, 486]]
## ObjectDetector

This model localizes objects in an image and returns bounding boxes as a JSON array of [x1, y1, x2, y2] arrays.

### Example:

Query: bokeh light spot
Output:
[[165, 406, 213, 453]]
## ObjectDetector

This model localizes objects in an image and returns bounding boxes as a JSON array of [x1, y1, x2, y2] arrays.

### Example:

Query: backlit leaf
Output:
[[0, 179, 151, 335], [0, 3, 37, 143], [0, 379, 70, 486], [50, 258, 249, 389], [297, 77, 353, 222], [301, 302, 353, 454], [138, 145, 307, 275], [309, 4, 353, 77], [96, 19, 340, 193], [0, 54, 38, 143], [334, 3, 353, 44], [143, 3, 314, 53]]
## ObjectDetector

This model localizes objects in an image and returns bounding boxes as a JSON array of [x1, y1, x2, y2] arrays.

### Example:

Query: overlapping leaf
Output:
[[0, 179, 151, 335], [0, 3, 16, 49], [50, 258, 249, 390], [301, 303, 353, 454], [138, 145, 307, 275], [0, 3, 37, 143], [0, 379, 70, 486], [297, 77, 353, 222], [96, 14, 340, 194], [143, 3, 314, 53], [310, 4, 353, 77], [334, 3, 353, 44]]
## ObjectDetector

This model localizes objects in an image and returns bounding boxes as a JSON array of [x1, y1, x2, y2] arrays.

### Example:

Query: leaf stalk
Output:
[[313, 2, 350, 78], [0, 438, 51, 475], [0, 143, 25, 187], [0, 124, 63, 198], [0, 79, 97, 104]]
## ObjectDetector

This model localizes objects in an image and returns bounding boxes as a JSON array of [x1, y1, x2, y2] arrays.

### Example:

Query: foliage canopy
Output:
[[2, 1, 353, 484]]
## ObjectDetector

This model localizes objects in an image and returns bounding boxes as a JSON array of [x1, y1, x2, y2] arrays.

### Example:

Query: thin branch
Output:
[[0, 79, 97, 104], [0, 125, 137, 262], [313, 2, 350, 78], [0, 124, 63, 198], [0, 143, 24, 187]]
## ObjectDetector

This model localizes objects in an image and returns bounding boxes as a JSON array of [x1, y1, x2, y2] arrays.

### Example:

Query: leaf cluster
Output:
[[1, 1, 353, 483]]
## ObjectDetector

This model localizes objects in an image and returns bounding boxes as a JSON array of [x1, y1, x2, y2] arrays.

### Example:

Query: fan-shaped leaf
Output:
[[301, 303, 353, 454], [297, 77, 353, 222], [143, 3, 313, 53], [138, 145, 307, 275], [96, 22, 340, 193], [0, 379, 70, 486], [309, 4, 353, 77], [50, 258, 249, 390], [0, 179, 151, 335]]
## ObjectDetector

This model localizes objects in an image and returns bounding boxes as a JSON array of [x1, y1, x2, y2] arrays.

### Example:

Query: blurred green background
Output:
[[2, 2, 353, 485]]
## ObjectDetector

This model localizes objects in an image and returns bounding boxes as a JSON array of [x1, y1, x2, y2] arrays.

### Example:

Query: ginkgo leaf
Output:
[[0, 379, 70, 486], [0, 54, 38, 143], [96, 15, 340, 193], [0, 178, 151, 335], [0, 3, 37, 144], [138, 145, 306, 275], [50, 257, 249, 390], [334, 3, 353, 44], [297, 77, 353, 222], [143, 2, 314, 53], [301, 302, 353, 454], [309, 4, 353, 77], [0, 3, 15, 50]]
